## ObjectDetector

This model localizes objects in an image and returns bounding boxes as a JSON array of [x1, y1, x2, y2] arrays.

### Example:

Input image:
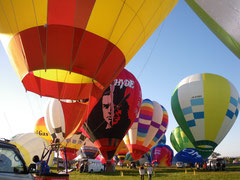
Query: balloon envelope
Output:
[[174, 148, 203, 164], [171, 73, 240, 159], [0, 0, 178, 100], [83, 69, 142, 162], [170, 126, 194, 152], [45, 98, 88, 141], [10, 133, 53, 166], [77, 139, 99, 160], [124, 99, 168, 161], [157, 134, 166, 145], [59, 131, 87, 161], [150, 145, 173, 167], [186, 0, 240, 58], [34, 117, 52, 143]]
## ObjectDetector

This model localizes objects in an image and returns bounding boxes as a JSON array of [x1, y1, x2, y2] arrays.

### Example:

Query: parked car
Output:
[[0, 139, 34, 179]]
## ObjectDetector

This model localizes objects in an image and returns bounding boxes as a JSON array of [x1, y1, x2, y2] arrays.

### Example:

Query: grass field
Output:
[[67, 165, 240, 180]]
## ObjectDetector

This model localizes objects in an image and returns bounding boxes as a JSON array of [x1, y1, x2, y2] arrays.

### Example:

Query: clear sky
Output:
[[0, 0, 240, 157]]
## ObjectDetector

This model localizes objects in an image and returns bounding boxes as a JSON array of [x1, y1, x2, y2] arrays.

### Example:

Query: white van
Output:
[[87, 159, 104, 173]]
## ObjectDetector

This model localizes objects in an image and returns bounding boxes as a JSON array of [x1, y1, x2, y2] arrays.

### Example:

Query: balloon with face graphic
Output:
[[171, 73, 240, 159], [82, 69, 142, 163]]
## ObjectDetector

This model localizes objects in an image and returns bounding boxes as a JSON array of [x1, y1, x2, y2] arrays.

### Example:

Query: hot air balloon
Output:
[[150, 144, 173, 167], [124, 99, 168, 161], [82, 69, 142, 164], [171, 73, 240, 159], [34, 117, 52, 143], [77, 139, 99, 160], [10, 133, 53, 166], [186, 0, 240, 58], [0, 0, 178, 101], [174, 148, 203, 165], [157, 134, 166, 145], [59, 131, 87, 161], [45, 98, 88, 141], [115, 140, 129, 163], [170, 126, 194, 152]]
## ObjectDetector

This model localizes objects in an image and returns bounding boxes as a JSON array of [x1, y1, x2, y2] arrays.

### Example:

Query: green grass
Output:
[[66, 166, 240, 180]]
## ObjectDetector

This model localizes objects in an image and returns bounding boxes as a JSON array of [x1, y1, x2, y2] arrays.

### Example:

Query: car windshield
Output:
[[0, 147, 26, 173]]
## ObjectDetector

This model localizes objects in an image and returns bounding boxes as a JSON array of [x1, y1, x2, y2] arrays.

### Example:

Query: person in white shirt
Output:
[[139, 165, 145, 180], [147, 164, 153, 180]]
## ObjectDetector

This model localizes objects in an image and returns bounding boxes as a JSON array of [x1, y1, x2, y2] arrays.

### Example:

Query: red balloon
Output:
[[60, 148, 78, 161], [151, 145, 173, 167], [82, 69, 142, 163]]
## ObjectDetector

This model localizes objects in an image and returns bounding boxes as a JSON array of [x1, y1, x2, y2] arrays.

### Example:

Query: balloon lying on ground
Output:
[[124, 99, 168, 161], [150, 144, 173, 167], [186, 0, 240, 58], [174, 148, 203, 164], [59, 131, 87, 161], [45, 98, 88, 141], [82, 69, 142, 163], [171, 73, 240, 159], [170, 126, 194, 152], [10, 133, 53, 166], [34, 117, 52, 143], [0, 0, 178, 100]]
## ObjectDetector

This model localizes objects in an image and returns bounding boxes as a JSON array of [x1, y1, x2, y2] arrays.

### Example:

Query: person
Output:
[[147, 164, 153, 180], [139, 165, 145, 180], [32, 155, 50, 175]]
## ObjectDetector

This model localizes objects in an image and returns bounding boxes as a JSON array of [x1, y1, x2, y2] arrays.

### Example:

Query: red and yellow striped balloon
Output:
[[0, 0, 178, 100]]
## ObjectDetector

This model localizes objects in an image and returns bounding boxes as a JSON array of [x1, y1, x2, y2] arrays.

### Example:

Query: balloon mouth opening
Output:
[[60, 99, 89, 104], [28, 69, 104, 88]]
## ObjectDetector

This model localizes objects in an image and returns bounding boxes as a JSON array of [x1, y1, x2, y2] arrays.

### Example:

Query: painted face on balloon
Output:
[[102, 93, 113, 129], [113, 104, 122, 125]]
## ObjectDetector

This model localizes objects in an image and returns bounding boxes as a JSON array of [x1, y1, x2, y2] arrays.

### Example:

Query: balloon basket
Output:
[[34, 173, 69, 180]]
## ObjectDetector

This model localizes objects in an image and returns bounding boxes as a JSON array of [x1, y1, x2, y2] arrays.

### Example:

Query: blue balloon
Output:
[[174, 148, 203, 164]]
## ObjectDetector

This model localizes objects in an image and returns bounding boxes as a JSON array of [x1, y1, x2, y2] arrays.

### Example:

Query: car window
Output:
[[0, 147, 25, 173]]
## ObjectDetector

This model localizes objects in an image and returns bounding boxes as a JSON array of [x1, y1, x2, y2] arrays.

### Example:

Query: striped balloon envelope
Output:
[[171, 73, 240, 159], [0, 0, 178, 100], [170, 126, 194, 152], [124, 99, 168, 161]]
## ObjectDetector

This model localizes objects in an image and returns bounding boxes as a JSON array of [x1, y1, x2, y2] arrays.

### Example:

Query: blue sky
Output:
[[0, 0, 240, 157]]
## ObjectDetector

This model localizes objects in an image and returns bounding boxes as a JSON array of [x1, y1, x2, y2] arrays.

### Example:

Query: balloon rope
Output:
[[137, 24, 164, 79]]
